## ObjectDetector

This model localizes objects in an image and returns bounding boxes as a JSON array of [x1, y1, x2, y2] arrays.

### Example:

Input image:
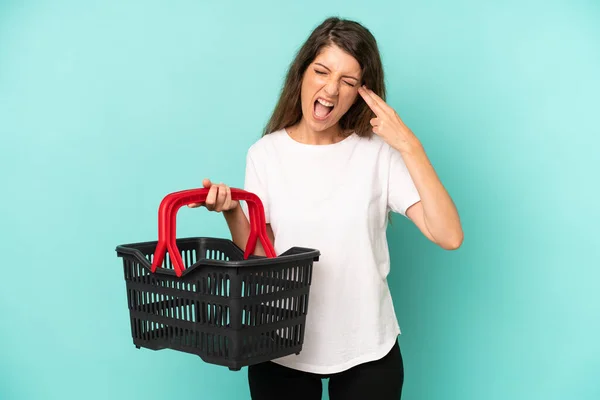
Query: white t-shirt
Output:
[[242, 128, 421, 374]]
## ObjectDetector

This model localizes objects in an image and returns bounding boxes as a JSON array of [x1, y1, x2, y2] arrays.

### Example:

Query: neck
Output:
[[288, 119, 344, 145]]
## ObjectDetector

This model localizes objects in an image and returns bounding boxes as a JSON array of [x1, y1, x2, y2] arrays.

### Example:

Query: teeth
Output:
[[317, 98, 334, 107]]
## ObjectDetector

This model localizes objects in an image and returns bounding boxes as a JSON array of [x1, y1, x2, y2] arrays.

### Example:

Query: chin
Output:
[[305, 113, 340, 132]]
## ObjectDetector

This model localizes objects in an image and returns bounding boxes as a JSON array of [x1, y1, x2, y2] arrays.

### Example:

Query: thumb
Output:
[[202, 178, 212, 188]]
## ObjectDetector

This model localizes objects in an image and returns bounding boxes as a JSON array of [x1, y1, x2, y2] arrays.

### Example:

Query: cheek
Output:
[[300, 83, 313, 108], [338, 91, 359, 113]]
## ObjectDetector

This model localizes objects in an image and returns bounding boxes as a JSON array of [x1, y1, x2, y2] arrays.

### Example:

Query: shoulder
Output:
[[353, 133, 397, 160], [247, 128, 286, 159], [355, 132, 386, 148]]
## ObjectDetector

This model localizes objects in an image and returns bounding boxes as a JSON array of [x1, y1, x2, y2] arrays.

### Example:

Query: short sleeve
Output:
[[387, 146, 421, 217], [242, 147, 270, 223]]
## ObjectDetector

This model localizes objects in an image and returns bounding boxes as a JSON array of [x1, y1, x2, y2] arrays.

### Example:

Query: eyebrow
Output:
[[314, 63, 360, 82]]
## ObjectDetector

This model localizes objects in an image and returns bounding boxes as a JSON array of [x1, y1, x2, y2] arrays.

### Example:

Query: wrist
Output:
[[223, 203, 241, 215], [396, 135, 423, 156]]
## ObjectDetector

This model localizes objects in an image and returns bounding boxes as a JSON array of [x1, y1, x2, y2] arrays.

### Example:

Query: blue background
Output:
[[1, 0, 599, 399]]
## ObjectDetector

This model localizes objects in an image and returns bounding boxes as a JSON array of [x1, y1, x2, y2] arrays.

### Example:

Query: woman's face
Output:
[[300, 45, 362, 133]]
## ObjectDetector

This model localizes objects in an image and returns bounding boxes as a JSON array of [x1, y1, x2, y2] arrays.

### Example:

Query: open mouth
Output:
[[313, 98, 335, 120]]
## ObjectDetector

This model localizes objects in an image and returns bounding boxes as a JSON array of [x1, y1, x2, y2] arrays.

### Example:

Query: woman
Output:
[[190, 17, 463, 400]]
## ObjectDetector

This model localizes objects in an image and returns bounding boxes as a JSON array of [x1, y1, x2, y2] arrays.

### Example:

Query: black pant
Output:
[[248, 340, 404, 400]]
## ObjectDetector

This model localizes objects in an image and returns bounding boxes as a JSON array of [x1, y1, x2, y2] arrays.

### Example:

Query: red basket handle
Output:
[[150, 188, 276, 276], [166, 188, 275, 259]]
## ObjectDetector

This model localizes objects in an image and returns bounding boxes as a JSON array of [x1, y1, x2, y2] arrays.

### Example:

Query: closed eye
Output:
[[315, 69, 357, 87]]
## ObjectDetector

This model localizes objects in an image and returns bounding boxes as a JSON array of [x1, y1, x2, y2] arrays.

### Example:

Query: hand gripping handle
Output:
[[150, 188, 276, 276]]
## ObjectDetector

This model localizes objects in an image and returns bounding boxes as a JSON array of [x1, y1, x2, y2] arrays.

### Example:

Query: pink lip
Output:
[[316, 96, 336, 105]]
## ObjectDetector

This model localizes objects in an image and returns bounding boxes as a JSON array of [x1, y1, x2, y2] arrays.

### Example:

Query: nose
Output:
[[324, 79, 339, 97]]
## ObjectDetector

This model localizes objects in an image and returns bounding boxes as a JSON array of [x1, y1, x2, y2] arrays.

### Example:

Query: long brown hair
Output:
[[263, 17, 385, 137]]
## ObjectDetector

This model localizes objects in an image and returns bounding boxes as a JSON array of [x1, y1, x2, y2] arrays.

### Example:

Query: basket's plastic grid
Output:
[[122, 244, 313, 367]]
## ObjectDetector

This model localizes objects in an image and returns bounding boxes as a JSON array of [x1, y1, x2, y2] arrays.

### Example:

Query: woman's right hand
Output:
[[187, 178, 239, 212]]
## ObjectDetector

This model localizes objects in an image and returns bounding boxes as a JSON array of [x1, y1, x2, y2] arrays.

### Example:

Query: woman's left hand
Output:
[[358, 85, 420, 154]]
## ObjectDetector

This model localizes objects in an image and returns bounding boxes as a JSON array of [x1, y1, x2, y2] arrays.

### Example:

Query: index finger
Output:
[[364, 87, 388, 109], [363, 86, 394, 114], [358, 86, 384, 116]]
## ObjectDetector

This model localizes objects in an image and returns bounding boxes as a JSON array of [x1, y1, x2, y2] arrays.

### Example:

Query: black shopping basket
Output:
[[115, 188, 319, 370]]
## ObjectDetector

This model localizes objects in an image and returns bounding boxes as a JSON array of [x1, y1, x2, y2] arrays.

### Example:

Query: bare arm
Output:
[[403, 144, 463, 250]]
